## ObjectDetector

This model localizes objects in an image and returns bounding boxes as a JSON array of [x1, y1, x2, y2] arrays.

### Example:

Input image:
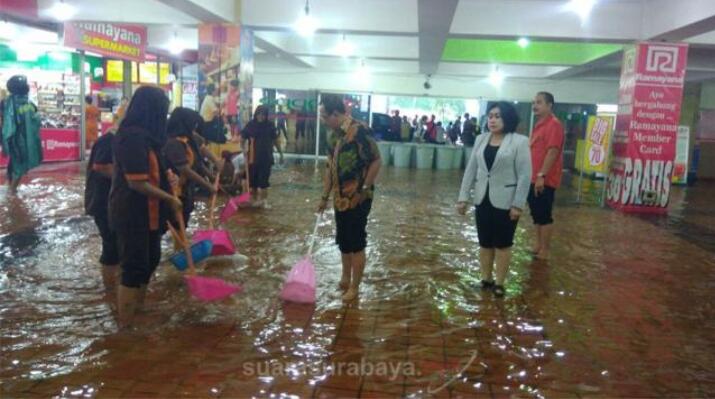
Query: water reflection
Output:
[[1, 162, 714, 398]]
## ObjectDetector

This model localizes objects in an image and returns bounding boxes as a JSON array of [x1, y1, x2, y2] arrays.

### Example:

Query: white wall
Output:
[[254, 71, 620, 104]]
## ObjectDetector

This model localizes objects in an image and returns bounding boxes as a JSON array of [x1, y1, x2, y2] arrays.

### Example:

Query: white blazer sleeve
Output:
[[512, 136, 532, 210], [458, 145, 479, 203]]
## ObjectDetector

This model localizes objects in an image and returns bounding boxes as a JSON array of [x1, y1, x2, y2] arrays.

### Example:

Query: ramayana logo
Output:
[[45, 140, 78, 151], [645, 45, 678, 73], [74, 22, 143, 45]]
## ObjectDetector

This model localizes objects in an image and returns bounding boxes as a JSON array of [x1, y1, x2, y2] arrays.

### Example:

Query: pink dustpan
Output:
[[280, 256, 316, 304], [193, 230, 235, 255], [219, 193, 250, 222], [185, 275, 242, 302]]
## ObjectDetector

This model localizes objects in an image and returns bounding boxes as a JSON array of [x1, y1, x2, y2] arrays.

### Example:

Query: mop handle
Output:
[[306, 213, 321, 256]]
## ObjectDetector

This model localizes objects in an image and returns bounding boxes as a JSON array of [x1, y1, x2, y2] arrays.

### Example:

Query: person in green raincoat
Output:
[[1, 75, 42, 194]]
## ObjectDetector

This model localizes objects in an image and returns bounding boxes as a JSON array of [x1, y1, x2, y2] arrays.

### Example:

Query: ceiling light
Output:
[[335, 34, 354, 57], [50, 0, 77, 21], [0, 21, 17, 39], [168, 33, 184, 55], [517, 38, 530, 48], [12, 42, 43, 61], [294, 0, 317, 37], [488, 67, 504, 87], [565, 0, 596, 23], [355, 59, 370, 84]]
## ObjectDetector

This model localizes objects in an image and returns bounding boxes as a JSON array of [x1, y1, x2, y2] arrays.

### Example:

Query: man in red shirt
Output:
[[528, 92, 564, 260]]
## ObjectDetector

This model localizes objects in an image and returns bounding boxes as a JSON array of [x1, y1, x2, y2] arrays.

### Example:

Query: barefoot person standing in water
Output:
[[317, 94, 381, 302]]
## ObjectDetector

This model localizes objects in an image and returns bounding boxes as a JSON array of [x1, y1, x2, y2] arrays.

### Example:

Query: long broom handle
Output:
[[209, 173, 220, 230], [306, 213, 321, 256], [167, 170, 196, 275]]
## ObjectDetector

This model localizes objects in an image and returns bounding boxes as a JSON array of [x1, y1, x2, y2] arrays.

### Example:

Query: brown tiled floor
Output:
[[1, 163, 715, 398]]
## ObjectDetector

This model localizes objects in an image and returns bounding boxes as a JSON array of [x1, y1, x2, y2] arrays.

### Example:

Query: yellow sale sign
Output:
[[580, 115, 613, 174]]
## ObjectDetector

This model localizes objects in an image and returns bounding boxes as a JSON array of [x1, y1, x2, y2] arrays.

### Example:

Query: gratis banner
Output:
[[64, 22, 147, 62], [607, 42, 688, 214]]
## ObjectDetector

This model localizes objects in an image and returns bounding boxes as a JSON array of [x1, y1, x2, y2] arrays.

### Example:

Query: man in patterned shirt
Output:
[[318, 94, 381, 302]]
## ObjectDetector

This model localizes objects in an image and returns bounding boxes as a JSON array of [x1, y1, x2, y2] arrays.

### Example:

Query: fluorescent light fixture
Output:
[[597, 104, 618, 114], [294, 0, 317, 37], [0, 21, 17, 39], [565, 0, 596, 23], [50, 0, 77, 21], [488, 67, 504, 87], [335, 34, 354, 57], [517, 38, 529, 48]]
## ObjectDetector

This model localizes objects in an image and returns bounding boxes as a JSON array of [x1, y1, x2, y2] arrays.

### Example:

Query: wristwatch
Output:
[[537, 172, 546, 178]]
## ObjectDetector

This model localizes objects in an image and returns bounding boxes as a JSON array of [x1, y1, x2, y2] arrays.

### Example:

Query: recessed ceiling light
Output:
[[517, 38, 529, 48], [489, 67, 504, 87], [565, 0, 596, 23], [50, 0, 76, 21], [336, 34, 354, 57], [0, 21, 17, 39]]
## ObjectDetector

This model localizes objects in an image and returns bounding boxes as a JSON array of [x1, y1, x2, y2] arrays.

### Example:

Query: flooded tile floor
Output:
[[1, 161, 714, 398]]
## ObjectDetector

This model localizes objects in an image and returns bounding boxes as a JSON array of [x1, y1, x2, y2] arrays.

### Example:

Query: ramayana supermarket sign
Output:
[[64, 22, 147, 62]]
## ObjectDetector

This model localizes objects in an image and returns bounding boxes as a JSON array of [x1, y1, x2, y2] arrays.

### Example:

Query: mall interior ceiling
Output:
[[3, 0, 715, 102]]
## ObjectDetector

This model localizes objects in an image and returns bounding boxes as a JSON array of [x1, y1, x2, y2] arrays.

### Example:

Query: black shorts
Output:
[[94, 213, 119, 265], [117, 230, 162, 288], [475, 194, 518, 249], [249, 164, 271, 189], [335, 199, 372, 254], [527, 185, 556, 225]]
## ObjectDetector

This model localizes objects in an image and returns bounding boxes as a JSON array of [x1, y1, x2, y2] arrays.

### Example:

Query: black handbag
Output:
[[201, 117, 227, 144]]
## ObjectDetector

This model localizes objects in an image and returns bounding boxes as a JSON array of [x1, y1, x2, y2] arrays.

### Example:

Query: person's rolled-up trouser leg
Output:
[[117, 230, 151, 289]]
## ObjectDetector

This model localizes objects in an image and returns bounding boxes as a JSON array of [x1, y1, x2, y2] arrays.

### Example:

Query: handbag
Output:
[[201, 117, 227, 144]]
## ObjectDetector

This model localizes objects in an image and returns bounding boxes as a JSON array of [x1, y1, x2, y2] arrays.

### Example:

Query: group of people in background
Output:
[[386, 110, 481, 146]]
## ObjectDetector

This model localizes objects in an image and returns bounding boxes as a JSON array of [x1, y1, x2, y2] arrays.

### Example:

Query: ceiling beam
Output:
[[154, 0, 230, 23], [156, 0, 311, 69], [417, 0, 459, 75], [255, 36, 314, 69], [547, 50, 623, 80]]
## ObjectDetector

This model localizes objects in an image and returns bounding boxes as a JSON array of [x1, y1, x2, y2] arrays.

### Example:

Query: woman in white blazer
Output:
[[457, 102, 532, 297]]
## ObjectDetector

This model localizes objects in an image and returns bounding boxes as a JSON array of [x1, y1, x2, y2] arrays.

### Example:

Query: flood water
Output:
[[1, 161, 714, 398]]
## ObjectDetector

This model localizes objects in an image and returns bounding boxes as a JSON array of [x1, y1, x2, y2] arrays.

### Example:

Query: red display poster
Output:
[[1, 128, 80, 167], [607, 42, 689, 214]]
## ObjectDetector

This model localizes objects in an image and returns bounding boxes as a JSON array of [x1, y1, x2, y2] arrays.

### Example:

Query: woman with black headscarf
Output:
[[109, 86, 180, 328], [164, 107, 216, 231], [241, 105, 278, 207]]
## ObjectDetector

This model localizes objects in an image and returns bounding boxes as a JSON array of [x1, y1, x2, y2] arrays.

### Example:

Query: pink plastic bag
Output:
[[280, 256, 316, 304], [193, 230, 236, 255], [185, 275, 242, 302]]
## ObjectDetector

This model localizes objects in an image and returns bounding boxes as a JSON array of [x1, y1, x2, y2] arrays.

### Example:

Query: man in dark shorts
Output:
[[318, 94, 381, 302], [528, 91, 564, 261]]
